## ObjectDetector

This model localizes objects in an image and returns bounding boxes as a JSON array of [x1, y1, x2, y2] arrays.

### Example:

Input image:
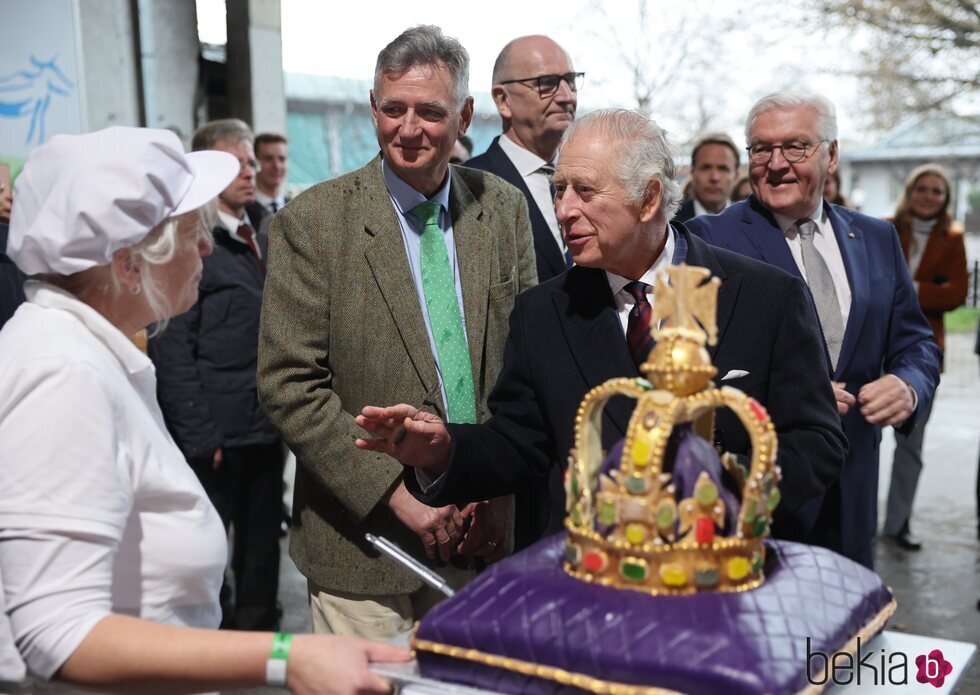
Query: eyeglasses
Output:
[[746, 140, 828, 164], [498, 72, 585, 97]]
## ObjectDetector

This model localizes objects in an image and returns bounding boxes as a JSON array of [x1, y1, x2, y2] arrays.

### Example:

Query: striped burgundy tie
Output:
[[235, 224, 266, 275], [625, 281, 654, 367]]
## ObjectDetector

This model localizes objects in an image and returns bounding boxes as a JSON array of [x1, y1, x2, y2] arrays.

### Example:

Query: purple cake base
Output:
[[415, 533, 894, 695]]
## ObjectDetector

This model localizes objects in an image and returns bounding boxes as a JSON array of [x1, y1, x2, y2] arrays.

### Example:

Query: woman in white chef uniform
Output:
[[0, 127, 408, 694]]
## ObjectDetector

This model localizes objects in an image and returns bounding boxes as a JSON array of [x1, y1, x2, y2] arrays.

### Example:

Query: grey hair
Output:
[[374, 25, 470, 107], [192, 118, 254, 151], [38, 204, 216, 335], [744, 92, 838, 142], [561, 109, 682, 221]]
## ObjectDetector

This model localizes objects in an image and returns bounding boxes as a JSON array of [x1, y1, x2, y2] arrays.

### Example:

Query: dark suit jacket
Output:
[[672, 198, 697, 223], [686, 197, 941, 565], [413, 227, 847, 547], [466, 137, 569, 282], [257, 157, 538, 595], [149, 227, 279, 458]]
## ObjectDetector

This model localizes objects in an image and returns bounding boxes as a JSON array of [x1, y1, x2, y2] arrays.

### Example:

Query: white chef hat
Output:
[[7, 126, 239, 275]]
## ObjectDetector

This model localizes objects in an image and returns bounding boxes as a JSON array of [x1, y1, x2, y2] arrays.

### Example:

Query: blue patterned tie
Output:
[[410, 201, 476, 423]]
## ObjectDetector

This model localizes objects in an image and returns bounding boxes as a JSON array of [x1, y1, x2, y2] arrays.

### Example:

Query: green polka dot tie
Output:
[[410, 201, 476, 424]]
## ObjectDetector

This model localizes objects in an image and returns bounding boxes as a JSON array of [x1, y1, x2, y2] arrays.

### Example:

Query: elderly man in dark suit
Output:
[[686, 92, 941, 568], [357, 109, 847, 552], [466, 35, 578, 284], [257, 26, 537, 640], [149, 119, 284, 630]]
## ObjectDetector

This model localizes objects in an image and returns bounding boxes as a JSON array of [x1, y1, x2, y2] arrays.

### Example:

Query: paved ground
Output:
[[261, 328, 980, 694]]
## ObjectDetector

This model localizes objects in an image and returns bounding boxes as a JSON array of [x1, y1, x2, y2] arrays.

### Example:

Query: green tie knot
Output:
[[410, 200, 442, 230]]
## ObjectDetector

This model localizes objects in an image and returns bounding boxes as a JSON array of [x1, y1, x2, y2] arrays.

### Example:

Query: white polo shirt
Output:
[[0, 283, 226, 679]]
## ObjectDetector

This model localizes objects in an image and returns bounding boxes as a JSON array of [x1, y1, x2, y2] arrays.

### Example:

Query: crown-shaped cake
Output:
[[563, 264, 781, 595]]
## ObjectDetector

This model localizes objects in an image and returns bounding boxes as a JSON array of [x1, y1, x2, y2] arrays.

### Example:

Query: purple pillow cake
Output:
[[413, 265, 895, 694]]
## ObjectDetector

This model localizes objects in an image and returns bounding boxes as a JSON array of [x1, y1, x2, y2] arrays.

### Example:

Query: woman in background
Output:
[[883, 164, 968, 550], [0, 127, 407, 693], [823, 170, 849, 207]]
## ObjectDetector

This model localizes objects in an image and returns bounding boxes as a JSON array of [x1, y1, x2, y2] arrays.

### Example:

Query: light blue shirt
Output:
[[381, 159, 468, 407]]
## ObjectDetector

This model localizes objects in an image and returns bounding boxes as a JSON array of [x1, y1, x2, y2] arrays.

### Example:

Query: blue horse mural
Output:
[[0, 55, 75, 145]]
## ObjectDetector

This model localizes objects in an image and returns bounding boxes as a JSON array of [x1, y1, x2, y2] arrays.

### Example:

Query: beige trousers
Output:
[[308, 565, 473, 640]]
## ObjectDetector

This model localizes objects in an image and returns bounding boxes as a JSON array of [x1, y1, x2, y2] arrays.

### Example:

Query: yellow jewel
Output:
[[625, 523, 647, 545], [659, 563, 688, 587], [727, 557, 749, 580]]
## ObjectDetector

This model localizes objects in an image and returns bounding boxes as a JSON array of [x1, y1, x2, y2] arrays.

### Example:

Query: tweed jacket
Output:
[[257, 156, 537, 595]]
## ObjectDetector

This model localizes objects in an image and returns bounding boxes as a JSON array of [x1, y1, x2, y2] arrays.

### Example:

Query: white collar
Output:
[[693, 198, 729, 218], [773, 203, 825, 237], [217, 208, 252, 234], [605, 226, 676, 296], [498, 134, 551, 176], [24, 281, 152, 376], [255, 188, 284, 207]]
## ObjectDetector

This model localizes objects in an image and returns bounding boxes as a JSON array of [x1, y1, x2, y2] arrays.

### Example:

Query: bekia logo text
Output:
[[806, 637, 953, 687]]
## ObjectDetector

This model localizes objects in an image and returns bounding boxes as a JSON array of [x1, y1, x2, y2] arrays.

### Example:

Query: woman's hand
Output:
[[287, 634, 411, 695]]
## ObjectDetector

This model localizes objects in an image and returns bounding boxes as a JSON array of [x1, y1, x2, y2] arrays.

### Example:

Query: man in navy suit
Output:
[[686, 93, 941, 568], [356, 109, 847, 552], [465, 35, 580, 546], [466, 35, 579, 284]]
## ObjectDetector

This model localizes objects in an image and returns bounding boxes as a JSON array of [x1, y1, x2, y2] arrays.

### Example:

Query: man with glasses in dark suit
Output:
[[466, 36, 581, 284], [466, 36, 582, 546]]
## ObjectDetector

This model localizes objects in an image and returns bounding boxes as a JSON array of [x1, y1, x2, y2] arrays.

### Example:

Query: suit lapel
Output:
[[487, 139, 566, 277], [361, 159, 443, 407], [826, 203, 867, 378], [740, 198, 802, 279], [554, 267, 637, 436], [683, 230, 738, 357], [448, 167, 491, 387]]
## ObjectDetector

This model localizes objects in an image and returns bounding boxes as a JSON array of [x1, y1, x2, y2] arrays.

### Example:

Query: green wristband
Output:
[[266, 632, 292, 686]]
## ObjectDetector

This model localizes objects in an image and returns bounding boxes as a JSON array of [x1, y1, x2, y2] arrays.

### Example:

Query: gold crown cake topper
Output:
[[563, 264, 781, 595]]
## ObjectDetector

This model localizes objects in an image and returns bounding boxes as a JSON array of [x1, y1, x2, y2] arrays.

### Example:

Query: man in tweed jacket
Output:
[[257, 26, 537, 639]]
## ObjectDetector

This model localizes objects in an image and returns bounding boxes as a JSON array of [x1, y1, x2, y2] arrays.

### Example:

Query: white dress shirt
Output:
[[693, 197, 729, 218], [498, 134, 565, 257], [605, 228, 676, 334], [255, 188, 286, 215], [773, 206, 852, 328]]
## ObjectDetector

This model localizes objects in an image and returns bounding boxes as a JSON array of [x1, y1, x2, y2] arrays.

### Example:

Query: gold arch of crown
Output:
[[562, 265, 781, 596]]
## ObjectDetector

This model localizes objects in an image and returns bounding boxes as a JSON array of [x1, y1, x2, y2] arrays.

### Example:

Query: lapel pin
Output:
[[847, 232, 856, 238]]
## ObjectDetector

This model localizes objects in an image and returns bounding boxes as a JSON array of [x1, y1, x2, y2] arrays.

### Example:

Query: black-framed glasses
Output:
[[746, 140, 828, 164], [498, 72, 585, 97]]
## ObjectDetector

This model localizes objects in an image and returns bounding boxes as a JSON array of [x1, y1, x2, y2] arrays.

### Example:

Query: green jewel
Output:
[[598, 500, 616, 526], [751, 552, 763, 574], [743, 497, 758, 520], [635, 378, 652, 390], [570, 507, 582, 526], [621, 560, 647, 582], [695, 567, 719, 587], [656, 502, 675, 529], [751, 515, 768, 537], [767, 487, 781, 512], [626, 475, 649, 494], [695, 480, 719, 506]]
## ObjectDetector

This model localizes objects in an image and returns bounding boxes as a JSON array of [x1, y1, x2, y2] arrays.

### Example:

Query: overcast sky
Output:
[[197, 0, 868, 145]]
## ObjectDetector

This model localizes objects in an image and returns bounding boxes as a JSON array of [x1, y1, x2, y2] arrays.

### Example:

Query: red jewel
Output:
[[695, 517, 714, 544], [748, 398, 767, 422], [583, 551, 605, 572]]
